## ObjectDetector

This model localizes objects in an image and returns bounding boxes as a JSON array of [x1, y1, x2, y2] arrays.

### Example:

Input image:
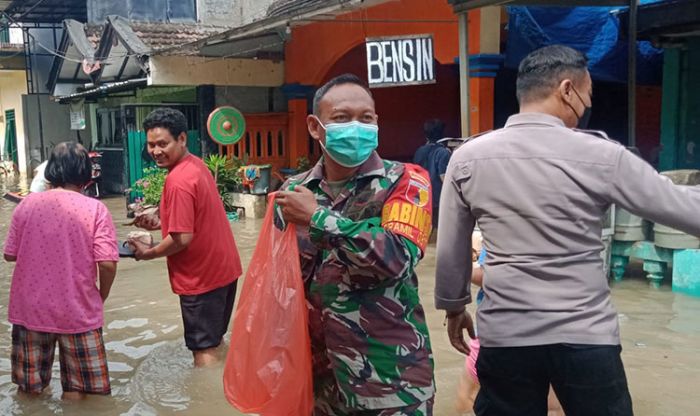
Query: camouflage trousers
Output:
[[311, 356, 434, 415], [314, 393, 434, 416]]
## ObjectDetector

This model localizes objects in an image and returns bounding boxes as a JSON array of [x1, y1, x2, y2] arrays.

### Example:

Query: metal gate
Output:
[[218, 113, 289, 171], [3, 109, 18, 167], [97, 103, 200, 198]]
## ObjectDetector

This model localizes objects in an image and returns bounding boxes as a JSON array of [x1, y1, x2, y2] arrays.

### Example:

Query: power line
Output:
[[198, 40, 285, 64]]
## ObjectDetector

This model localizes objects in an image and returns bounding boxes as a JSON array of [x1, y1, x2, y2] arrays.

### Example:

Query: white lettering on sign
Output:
[[366, 35, 435, 88], [367, 42, 384, 84]]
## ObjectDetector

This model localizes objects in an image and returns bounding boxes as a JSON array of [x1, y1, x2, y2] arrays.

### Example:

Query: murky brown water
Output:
[[0, 178, 699, 415]]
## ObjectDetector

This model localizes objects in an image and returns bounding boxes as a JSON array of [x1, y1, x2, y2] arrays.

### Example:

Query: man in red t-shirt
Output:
[[129, 108, 242, 367]]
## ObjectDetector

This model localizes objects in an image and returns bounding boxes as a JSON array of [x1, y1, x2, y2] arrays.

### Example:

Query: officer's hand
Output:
[[275, 186, 318, 225], [447, 309, 476, 355]]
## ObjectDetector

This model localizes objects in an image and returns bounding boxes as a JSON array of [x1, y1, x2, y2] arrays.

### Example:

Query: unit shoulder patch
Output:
[[381, 164, 432, 251]]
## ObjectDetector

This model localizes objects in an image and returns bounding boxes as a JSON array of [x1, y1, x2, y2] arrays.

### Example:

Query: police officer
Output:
[[435, 45, 700, 416]]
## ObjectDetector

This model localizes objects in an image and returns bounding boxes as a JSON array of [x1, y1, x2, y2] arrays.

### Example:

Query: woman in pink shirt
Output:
[[3, 142, 118, 400]]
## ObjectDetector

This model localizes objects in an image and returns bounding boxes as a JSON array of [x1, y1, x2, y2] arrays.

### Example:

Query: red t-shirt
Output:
[[160, 154, 242, 295]]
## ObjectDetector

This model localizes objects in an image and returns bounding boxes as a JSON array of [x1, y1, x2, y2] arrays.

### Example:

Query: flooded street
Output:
[[0, 183, 699, 415]]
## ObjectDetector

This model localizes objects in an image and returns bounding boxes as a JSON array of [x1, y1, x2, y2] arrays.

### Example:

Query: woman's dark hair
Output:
[[424, 119, 445, 143], [45, 142, 92, 188], [142, 107, 188, 139]]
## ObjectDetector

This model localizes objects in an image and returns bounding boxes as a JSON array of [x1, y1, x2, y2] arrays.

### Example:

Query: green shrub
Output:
[[131, 167, 167, 206], [205, 154, 243, 212]]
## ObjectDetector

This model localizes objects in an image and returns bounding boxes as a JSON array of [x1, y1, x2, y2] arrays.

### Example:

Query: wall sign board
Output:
[[366, 34, 435, 88]]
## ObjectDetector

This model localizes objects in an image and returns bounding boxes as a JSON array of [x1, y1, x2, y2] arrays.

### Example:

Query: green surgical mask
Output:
[[317, 119, 379, 168]]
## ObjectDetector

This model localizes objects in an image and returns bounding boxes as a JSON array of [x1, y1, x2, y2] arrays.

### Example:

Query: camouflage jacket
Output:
[[278, 152, 435, 409]]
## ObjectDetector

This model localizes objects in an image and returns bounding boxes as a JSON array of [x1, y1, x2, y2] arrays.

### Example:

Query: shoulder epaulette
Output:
[[468, 130, 493, 141], [451, 130, 494, 151], [572, 128, 613, 141], [383, 160, 406, 182]]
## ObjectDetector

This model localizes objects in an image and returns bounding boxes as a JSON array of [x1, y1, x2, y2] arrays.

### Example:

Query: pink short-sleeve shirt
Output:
[[3, 190, 119, 334]]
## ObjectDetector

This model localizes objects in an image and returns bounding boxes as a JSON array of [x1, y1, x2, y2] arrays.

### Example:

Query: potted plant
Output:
[[205, 154, 242, 212]]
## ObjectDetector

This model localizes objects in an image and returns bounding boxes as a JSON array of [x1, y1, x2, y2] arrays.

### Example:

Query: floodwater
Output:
[[0, 177, 699, 415]]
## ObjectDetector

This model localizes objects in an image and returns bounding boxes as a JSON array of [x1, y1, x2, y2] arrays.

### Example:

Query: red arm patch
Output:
[[381, 164, 433, 251]]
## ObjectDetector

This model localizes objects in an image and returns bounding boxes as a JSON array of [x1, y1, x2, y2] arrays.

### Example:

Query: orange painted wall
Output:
[[285, 0, 480, 86], [283, 0, 490, 163], [323, 43, 461, 161]]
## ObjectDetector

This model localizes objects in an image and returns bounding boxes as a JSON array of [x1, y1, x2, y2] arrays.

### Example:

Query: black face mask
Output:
[[571, 87, 592, 129], [577, 105, 592, 129]]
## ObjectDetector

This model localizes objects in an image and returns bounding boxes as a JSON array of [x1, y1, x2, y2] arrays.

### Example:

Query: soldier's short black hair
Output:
[[45, 142, 92, 188], [424, 119, 445, 143], [312, 73, 373, 115], [142, 107, 188, 139], [516, 45, 589, 104]]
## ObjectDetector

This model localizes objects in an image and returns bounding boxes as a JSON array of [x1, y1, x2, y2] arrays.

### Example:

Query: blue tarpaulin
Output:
[[505, 2, 664, 85]]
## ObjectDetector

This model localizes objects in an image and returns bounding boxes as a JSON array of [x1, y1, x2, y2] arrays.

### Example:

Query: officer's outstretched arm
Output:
[[610, 147, 700, 238]]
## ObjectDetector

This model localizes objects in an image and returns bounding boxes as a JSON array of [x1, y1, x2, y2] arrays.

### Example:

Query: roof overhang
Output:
[[160, 0, 391, 59], [447, 0, 631, 12], [147, 55, 284, 87], [618, 0, 700, 45], [56, 77, 147, 104]]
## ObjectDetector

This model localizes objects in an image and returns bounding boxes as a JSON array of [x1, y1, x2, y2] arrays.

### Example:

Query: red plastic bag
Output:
[[223, 194, 314, 415]]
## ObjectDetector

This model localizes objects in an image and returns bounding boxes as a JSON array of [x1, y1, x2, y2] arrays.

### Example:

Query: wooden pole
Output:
[[459, 12, 471, 138], [628, 0, 638, 147]]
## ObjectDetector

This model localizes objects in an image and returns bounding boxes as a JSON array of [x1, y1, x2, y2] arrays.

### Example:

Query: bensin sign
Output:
[[365, 34, 435, 88]]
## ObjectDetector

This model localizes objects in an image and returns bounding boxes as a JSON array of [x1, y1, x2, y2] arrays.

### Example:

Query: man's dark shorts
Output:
[[179, 280, 237, 351]]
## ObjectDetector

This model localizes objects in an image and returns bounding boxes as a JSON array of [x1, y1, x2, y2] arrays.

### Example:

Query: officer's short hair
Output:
[[45, 142, 92, 188], [313, 73, 373, 115], [424, 119, 445, 143], [516, 45, 589, 104], [142, 107, 188, 139]]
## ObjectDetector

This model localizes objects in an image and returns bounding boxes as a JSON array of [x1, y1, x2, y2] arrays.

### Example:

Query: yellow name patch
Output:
[[381, 201, 432, 250]]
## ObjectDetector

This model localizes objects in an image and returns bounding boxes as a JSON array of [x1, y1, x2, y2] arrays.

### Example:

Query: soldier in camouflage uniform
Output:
[[275, 74, 435, 415]]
